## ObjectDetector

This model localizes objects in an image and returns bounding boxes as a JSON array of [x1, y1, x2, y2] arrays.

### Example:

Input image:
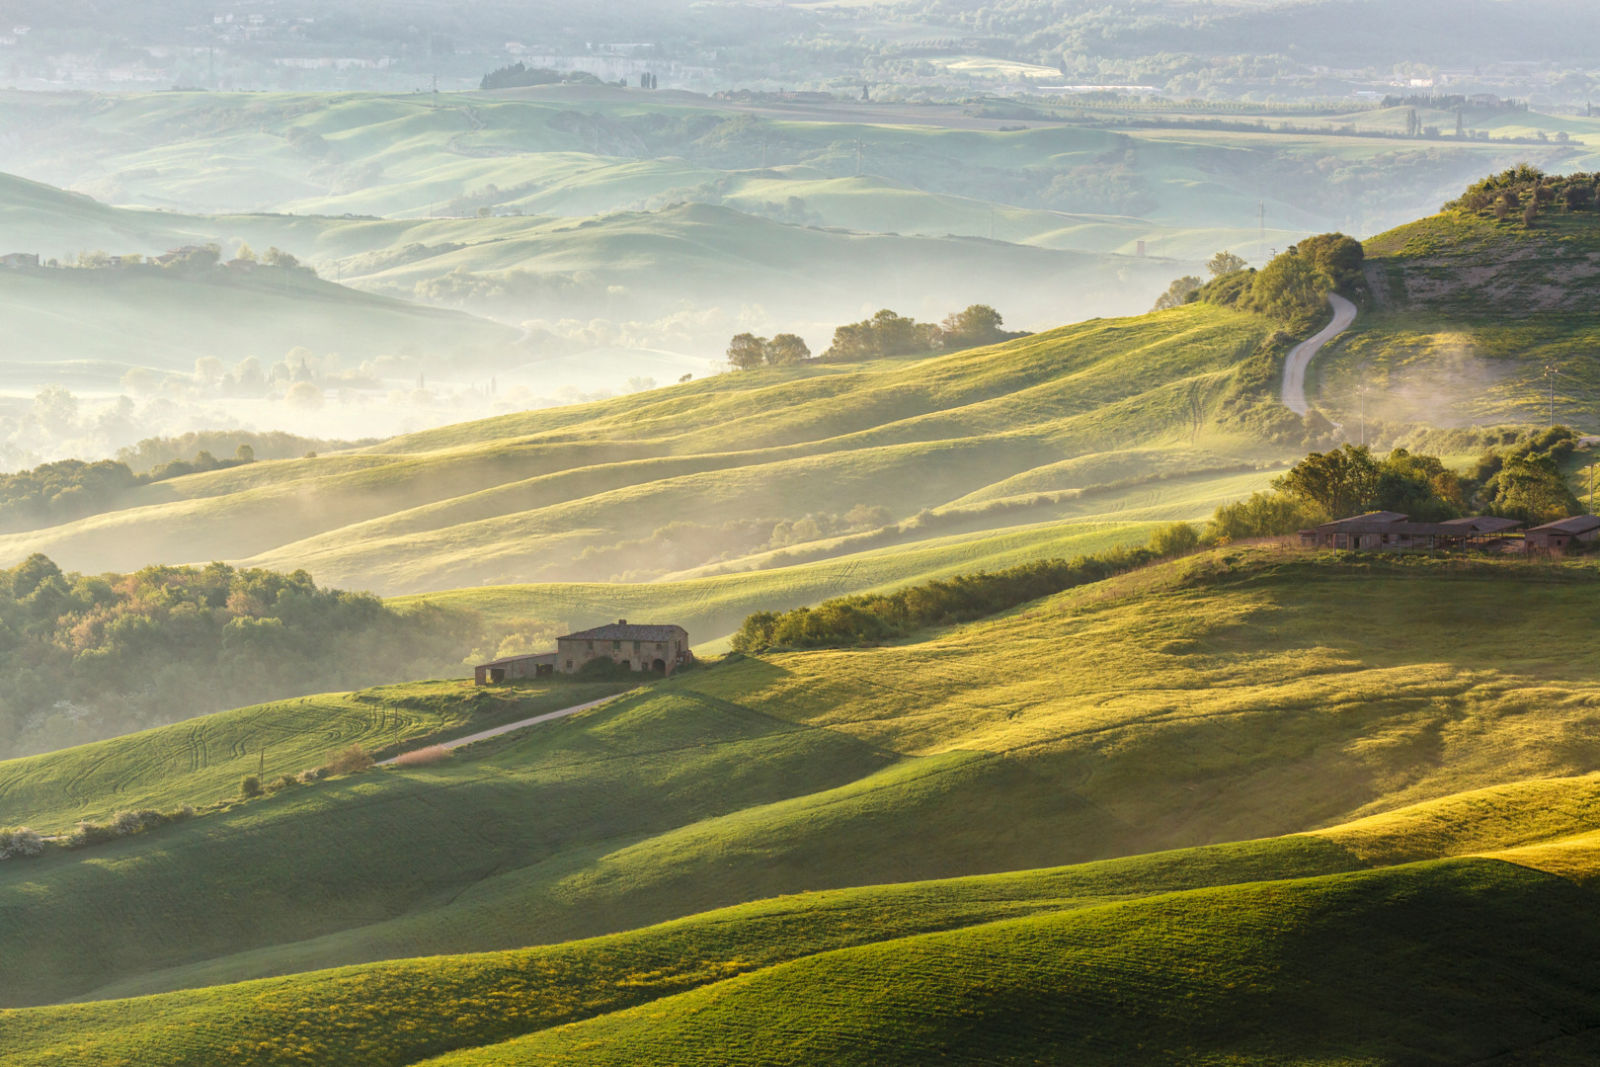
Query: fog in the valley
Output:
[[1, 0, 1597, 464]]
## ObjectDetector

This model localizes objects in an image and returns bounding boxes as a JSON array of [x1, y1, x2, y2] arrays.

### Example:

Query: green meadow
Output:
[[7, 549, 1600, 1014], [8, 549, 1600, 1061]]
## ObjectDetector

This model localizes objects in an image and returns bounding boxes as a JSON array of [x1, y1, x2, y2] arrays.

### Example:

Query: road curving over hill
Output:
[[1281, 292, 1357, 416]]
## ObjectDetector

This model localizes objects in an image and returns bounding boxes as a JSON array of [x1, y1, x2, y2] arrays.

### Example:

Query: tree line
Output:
[[1152, 234, 1365, 328], [1448, 164, 1600, 227], [1209, 429, 1584, 540], [0, 447, 257, 534], [726, 305, 1026, 369], [729, 429, 1589, 653], [0, 556, 475, 759]]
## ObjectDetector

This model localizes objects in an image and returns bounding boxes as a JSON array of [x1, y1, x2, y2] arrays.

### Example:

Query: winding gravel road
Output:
[[379, 693, 625, 765], [1281, 292, 1358, 416]]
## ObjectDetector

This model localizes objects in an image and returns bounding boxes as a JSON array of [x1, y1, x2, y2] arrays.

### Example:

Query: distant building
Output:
[[0, 252, 39, 269], [1524, 515, 1600, 552], [1299, 512, 1522, 550], [474, 620, 691, 685]]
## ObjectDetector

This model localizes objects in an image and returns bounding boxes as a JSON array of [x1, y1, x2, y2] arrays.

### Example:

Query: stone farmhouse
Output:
[[474, 620, 691, 685]]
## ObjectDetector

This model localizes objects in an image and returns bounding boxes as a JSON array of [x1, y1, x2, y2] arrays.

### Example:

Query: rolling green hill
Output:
[[8, 548, 1600, 1063], [8, 548, 1600, 1020], [0, 301, 1296, 598]]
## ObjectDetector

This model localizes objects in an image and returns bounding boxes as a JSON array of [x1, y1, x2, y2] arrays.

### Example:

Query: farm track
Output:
[[378, 693, 627, 765], [1281, 292, 1357, 416]]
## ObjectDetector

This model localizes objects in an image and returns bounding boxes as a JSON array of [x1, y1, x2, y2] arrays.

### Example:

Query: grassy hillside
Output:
[[9, 548, 1600, 1012], [0, 302, 1295, 596], [1308, 205, 1600, 430], [0, 679, 630, 830]]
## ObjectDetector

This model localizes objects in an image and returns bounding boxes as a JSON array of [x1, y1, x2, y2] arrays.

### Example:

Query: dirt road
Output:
[[379, 693, 624, 765], [1281, 292, 1357, 416]]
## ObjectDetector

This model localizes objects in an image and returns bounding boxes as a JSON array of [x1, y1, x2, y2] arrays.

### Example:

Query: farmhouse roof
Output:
[[560, 620, 687, 643], [1527, 515, 1600, 535], [478, 651, 558, 668], [1320, 511, 1408, 527], [1439, 516, 1524, 533]]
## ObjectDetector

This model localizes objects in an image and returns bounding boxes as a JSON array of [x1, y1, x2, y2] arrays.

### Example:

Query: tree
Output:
[[1273, 444, 1381, 519], [1488, 455, 1579, 524], [235, 242, 257, 263], [1249, 253, 1326, 324], [1294, 233, 1364, 294], [1523, 195, 1539, 228], [1369, 448, 1465, 521], [1151, 275, 1202, 311], [765, 333, 811, 365], [726, 333, 768, 370], [939, 305, 1009, 350], [1206, 251, 1247, 277]]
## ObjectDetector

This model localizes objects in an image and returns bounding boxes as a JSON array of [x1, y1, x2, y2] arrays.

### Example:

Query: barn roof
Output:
[[1439, 516, 1524, 533], [478, 652, 558, 668], [1318, 511, 1408, 528], [560, 621, 687, 642], [1527, 515, 1600, 535]]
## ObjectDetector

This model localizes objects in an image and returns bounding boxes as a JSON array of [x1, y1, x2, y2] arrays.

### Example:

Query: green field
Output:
[[0, 301, 1293, 599], [8, 548, 1600, 1024], [7, 549, 1600, 1060]]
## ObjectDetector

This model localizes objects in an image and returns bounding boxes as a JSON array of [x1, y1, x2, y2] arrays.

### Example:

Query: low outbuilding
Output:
[[1300, 512, 1523, 550], [473, 652, 557, 686], [1525, 515, 1600, 552]]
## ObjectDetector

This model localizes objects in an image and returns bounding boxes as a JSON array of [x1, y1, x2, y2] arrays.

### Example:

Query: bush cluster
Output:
[[1447, 165, 1600, 223], [0, 826, 44, 860], [66, 805, 195, 849]]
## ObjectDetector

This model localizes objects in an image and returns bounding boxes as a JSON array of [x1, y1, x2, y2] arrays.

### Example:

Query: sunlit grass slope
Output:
[[1312, 208, 1600, 429], [10, 548, 1600, 1010], [0, 302, 1291, 594], [0, 679, 630, 831]]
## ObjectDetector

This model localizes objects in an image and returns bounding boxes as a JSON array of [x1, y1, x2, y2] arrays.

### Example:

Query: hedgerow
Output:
[[730, 542, 1163, 652]]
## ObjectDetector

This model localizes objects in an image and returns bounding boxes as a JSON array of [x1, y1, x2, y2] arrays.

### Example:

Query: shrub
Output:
[[576, 656, 638, 681], [266, 774, 298, 792], [1149, 522, 1201, 556], [392, 744, 452, 768], [323, 744, 374, 776], [240, 775, 264, 797], [297, 767, 326, 784], [0, 827, 44, 859]]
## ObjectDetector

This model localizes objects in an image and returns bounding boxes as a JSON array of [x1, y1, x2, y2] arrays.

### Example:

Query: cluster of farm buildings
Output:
[[1299, 512, 1600, 552], [475, 620, 692, 685]]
